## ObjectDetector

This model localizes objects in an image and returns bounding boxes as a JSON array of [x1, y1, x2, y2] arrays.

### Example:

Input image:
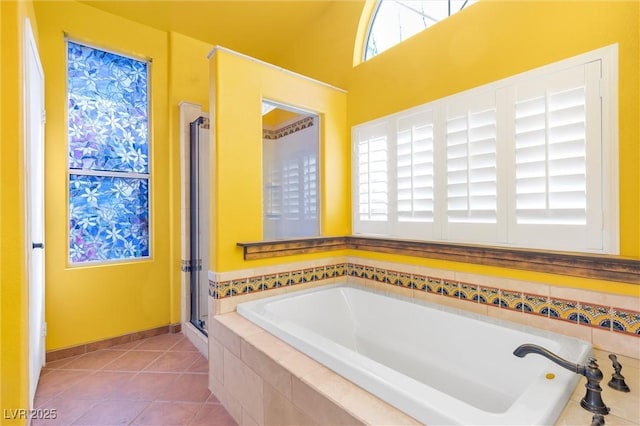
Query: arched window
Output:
[[364, 0, 477, 61]]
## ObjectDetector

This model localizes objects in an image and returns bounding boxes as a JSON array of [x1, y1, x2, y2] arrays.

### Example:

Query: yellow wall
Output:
[[273, 0, 365, 89], [167, 31, 211, 323], [263, 108, 303, 128], [36, 1, 172, 351], [1, 0, 38, 420], [348, 0, 640, 260], [210, 48, 349, 271]]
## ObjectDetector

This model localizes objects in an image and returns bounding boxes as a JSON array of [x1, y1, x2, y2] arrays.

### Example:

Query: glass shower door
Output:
[[189, 116, 209, 334]]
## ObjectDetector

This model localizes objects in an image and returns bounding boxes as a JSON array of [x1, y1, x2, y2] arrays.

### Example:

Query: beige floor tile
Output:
[[102, 350, 163, 372], [144, 351, 201, 372], [36, 332, 238, 426], [155, 373, 212, 403], [71, 399, 149, 425], [189, 403, 238, 426], [187, 354, 209, 373], [134, 334, 185, 351], [31, 398, 96, 426], [34, 370, 88, 399], [112, 372, 181, 401], [132, 401, 202, 425], [58, 371, 135, 400], [63, 350, 126, 370]]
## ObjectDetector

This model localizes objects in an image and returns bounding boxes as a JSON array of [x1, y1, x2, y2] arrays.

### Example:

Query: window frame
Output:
[[352, 44, 619, 254], [363, 0, 477, 62], [66, 39, 152, 265]]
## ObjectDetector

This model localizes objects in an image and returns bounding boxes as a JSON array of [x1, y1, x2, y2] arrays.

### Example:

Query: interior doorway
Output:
[[24, 17, 46, 405]]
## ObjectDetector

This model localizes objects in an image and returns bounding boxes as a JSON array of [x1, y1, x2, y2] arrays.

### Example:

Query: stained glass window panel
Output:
[[67, 40, 150, 264], [67, 41, 149, 173], [69, 175, 149, 263]]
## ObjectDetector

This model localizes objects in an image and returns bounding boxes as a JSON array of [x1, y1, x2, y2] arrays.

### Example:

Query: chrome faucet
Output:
[[513, 344, 610, 416]]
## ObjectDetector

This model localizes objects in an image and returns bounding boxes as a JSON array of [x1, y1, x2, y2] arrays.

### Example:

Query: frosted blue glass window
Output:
[[67, 41, 150, 263]]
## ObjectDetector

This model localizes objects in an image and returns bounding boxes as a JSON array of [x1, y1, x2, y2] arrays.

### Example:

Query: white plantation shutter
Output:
[[515, 77, 587, 225], [397, 111, 434, 222], [303, 154, 318, 220], [444, 92, 500, 243], [352, 46, 616, 253], [446, 103, 497, 224], [510, 61, 604, 251], [354, 123, 389, 234], [282, 158, 300, 220]]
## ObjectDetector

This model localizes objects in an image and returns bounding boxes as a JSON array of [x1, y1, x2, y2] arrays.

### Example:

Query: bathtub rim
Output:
[[237, 282, 593, 425], [237, 282, 592, 358]]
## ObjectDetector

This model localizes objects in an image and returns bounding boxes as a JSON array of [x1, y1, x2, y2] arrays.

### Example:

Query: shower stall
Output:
[[180, 102, 210, 346], [189, 115, 209, 334]]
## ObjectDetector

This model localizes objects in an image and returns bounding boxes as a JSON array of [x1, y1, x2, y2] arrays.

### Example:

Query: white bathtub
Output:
[[237, 284, 591, 425]]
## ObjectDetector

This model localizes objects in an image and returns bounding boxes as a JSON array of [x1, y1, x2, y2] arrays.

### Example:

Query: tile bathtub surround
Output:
[[210, 313, 419, 426], [211, 312, 640, 426]]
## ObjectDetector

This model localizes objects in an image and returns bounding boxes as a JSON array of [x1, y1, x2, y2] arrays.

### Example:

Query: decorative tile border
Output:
[[209, 262, 640, 338], [263, 116, 315, 140]]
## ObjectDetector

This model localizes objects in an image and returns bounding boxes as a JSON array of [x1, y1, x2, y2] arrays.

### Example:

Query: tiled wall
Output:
[[209, 257, 640, 358]]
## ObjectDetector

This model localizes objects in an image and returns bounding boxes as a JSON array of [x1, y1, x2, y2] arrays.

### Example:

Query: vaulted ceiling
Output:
[[78, 0, 366, 88]]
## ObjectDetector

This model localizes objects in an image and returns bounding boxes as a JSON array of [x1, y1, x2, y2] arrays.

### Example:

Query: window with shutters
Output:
[[352, 45, 618, 254]]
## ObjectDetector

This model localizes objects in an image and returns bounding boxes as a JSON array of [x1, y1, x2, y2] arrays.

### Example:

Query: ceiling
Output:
[[78, 1, 366, 87]]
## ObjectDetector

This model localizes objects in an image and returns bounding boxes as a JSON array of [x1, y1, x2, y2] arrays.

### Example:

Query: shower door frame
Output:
[[179, 102, 210, 346], [189, 116, 209, 335]]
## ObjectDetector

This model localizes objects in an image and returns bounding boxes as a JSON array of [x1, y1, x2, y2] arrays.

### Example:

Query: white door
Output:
[[24, 18, 46, 405]]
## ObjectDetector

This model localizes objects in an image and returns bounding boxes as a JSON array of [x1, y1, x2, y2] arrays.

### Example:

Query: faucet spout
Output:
[[513, 344, 610, 416], [513, 344, 579, 373]]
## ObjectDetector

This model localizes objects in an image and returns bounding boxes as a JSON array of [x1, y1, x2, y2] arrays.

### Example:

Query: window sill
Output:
[[237, 236, 640, 284]]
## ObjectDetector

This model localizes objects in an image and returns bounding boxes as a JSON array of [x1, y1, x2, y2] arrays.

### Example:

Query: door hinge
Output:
[[42, 322, 47, 337], [41, 109, 46, 124], [182, 259, 202, 272]]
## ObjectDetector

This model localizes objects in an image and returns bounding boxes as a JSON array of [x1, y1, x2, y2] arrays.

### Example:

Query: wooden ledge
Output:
[[238, 236, 348, 259], [237, 236, 640, 284]]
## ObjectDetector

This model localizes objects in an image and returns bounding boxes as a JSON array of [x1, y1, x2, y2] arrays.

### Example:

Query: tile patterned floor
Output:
[[34, 333, 237, 425]]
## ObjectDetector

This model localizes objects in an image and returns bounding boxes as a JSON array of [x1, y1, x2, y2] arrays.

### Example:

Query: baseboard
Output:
[[45, 323, 182, 362]]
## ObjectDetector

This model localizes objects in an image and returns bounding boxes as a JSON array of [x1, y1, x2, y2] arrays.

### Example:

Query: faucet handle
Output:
[[580, 358, 610, 415], [607, 354, 631, 392]]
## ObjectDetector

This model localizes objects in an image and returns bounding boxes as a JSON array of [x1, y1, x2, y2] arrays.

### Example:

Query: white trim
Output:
[[208, 45, 347, 94], [64, 34, 152, 63], [182, 323, 208, 359], [68, 169, 149, 179], [600, 44, 620, 255], [24, 17, 46, 407]]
